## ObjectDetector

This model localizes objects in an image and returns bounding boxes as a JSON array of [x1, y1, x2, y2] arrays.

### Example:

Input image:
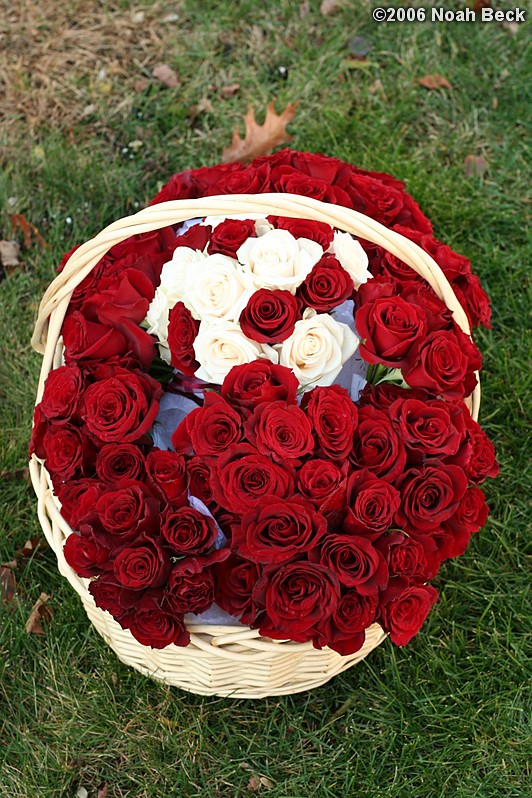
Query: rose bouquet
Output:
[[29, 149, 498, 695]]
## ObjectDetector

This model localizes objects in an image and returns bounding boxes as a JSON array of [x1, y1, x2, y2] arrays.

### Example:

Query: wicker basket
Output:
[[29, 193, 480, 698]]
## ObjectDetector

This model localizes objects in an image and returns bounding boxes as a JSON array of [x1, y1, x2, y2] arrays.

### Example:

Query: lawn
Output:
[[0, 1, 530, 796]]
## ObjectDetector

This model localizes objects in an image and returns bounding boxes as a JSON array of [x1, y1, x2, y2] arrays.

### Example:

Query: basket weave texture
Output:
[[29, 193, 480, 698]]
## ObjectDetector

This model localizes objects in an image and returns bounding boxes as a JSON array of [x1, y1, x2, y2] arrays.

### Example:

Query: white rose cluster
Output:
[[145, 216, 372, 389]]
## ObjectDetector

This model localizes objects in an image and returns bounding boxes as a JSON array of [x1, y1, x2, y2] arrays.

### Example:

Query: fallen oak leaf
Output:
[[0, 566, 16, 604], [26, 592, 51, 635], [0, 240, 21, 269], [222, 101, 298, 164], [463, 154, 489, 178], [416, 73, 452, 90], [9, 214, 49, 249], [153, 63, 179, 88], [97, 784, 109, 798]]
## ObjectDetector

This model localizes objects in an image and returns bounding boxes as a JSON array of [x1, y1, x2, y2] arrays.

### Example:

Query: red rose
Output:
[[63, 531, 111, 577], [93, 480, 159, 541], [389, 397, 466, 462], [80, 365, 162, 444], [239, 289, 300, 343], [297, 458, 345, 505], [63, 311, 127, 363], [113, 538, 171, 589], [317, 590, 379, 656], [313, 534, 389, 595], [375, 532, 431, 581], [396, 462, 469, 534], [271, 165, 335, 202], [187, 455, 215, 506], [212, 163, 272, 194], [96, 444, 146, 483], [222, 361, 298, 409], [171, 223, 211, 253], [54, 478, 104, 529], [88, 574, 133, 620], [378, 577, 439, 646], [449, 485, 489, 536], [464, 417, 500, 483], [160, 505, 218, 555], [356, 294, 427, 368], [172, 392, 243, 456], [38, 364, 82, 420], [359, 382, 428, 410], [344, 470, 401, 536], [81, 268, 155, 326], [254, 561, 340, 642], [400, 282, 453, 332], [304, 384, 358, 461], [167, 302, 200, 375], [351, 406, 406, 480], [146, 449, 187, 504], [297, 255, 354, 313], [453, 272, 492, 329], [207, 218, 256, 257], [165, 561, 215, 615], [245, 401, 314, 462], [214, 553, 261, 625], [211, 444, 295, 513], [403, 327, 481, 400], [269, 216, 334, 249], [232, 497, 326, 564], [40, 423, 89, 482], [125, 594, 190, 649]]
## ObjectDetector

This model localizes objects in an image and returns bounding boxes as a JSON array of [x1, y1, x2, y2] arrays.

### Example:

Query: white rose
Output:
[[159, 246, 205, 303], [279, 309, 359, 389], [237, 228, 322, 293], [330, 232, 371, 287], [145, 287, 171, 340], [193, 321, 278, 384], [182, 253, 253, 323]]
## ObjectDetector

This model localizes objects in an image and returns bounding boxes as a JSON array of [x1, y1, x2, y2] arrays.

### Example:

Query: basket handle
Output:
[[31, 192, 480, 418]]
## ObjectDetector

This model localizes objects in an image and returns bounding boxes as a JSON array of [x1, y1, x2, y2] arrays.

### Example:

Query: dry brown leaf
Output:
[[97, 785, 109, 798], [0, 240, 21, 269], [220, 83, 240, 98], [17, 535, 46, 560], [153, 63, 179, 88], [473, 0, 491, 11], [300, 0, 310, 17], [463, 154, 489, 178], [320, 0, 343, 15], [222, 101, 298, 164], [0, 567, 16, 604], [247, 775, 261, 792], [416, 73, 452, 90], [188, 96, 214, 120], [260, 776, 275, 789], [26, 592, 52, 635], [9, 214, 49, 248]]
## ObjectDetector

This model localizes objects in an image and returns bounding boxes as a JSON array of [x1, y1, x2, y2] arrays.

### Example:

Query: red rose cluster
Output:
[[30, 150, 498, 654], [151, 148, 491, 330]]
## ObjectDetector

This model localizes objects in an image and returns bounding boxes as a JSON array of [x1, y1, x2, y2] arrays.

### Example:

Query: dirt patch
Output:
[[0, 0, 181, 137]]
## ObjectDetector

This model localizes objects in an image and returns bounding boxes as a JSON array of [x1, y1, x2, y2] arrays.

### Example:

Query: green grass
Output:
[[1, 2, 531, 796]]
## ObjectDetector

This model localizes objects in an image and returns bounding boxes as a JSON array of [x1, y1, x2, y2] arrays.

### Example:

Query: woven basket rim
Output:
[[29, 192, 481, 696]]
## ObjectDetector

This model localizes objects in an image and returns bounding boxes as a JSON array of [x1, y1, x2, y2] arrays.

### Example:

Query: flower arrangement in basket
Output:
[[29, 149, 499, 698]]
